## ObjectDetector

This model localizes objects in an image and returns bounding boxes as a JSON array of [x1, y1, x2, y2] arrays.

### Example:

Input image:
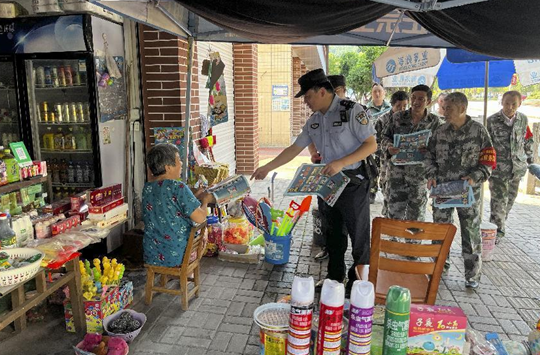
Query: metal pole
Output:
[[480, 61, 489, 218], [183, 36, 194, 181]]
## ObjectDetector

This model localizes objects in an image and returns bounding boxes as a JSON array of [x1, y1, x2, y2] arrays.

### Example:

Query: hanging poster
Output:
[[153, 127, 186, 162], [205, 52, 229, 126]]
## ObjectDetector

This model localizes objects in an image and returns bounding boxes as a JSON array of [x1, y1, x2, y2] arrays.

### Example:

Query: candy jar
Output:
[[205, 215, 224, 256], [224, 216, 252, 245]]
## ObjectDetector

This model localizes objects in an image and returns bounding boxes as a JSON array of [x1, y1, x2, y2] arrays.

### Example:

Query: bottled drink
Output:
[[382, 286, 411, 355], [77, 103, 85, 122], [0, 158, 7, 186], [58, 66, 66, 87], [73, 66, 81, 86], [44, 66, 52, 87], [70, 103, 78, 122], [63, 103, 71, 122], [0, 213, 16, 249], [75, 162, 83, 183], [36, 66, 45, 88], [3, 149, 20, 183], [43, 128, 55, 150], [65, 65, 73, 86], [53, 128, 64, 151], [83, 162, 91, 183], [51, 67, 59, 87], [59, 159, 68, 183], [51, 158, 60, 183], [67, 161, 75, 183], [64, 129, 76, 150], [55, 104, 63, 122]]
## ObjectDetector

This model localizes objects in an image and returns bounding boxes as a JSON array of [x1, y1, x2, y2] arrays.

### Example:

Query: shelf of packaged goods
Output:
[[0, 175, 49, 195], [0, 121, 18, 125], [41, 150, 92, 154], [38, 122, 90, 126], [34, 85, 87, 91], [52, 182, 93, 188]]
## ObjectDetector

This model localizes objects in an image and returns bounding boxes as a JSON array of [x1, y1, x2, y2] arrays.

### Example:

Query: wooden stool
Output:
[[144, 222, 207, 310]]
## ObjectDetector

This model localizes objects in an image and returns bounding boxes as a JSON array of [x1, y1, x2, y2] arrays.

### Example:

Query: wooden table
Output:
[[0, 257, 86, 334]]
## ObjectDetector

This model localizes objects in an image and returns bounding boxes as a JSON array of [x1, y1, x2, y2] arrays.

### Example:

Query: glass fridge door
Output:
[[0, 57, 21, 148], [25, 58, 95, 201]]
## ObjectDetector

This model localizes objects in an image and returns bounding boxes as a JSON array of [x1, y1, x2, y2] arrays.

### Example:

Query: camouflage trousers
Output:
[[489, 174, 522, 240], [386, 172, 428, 222], [379, 158, 390, 217], [432, 189, 482, 282]]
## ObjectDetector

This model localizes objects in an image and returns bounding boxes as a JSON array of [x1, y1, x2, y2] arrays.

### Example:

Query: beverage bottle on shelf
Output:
[[82, 161, 91, 183], [36, 66, 45, 88], [59, 159, 68, 183], [43, 127, 55, 150], [51, 67, 59, 88], [73, 66, 81, 86], [55, 104, 63, 123], [12, 217, 24, 247], [64, 129, 76, 150], [65, 65, 73, 86], [44, 67, 52, 87], [74, 127, 87, 150], [75, 161, 83, 183], [0, 213, 16, 249], [0, 156, 7, 186], [67, 161, 75, 183], [58, 66, 66, 87], [3, 149, 20, 183], [70, 103, 78, 122], [63, 102, 71, 122], [85, 129, 92, 150], [51, 158, 60, 184], [54, 128, 64, 151]]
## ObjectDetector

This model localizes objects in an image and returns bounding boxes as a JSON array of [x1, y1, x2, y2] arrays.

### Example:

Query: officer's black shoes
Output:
[[314, 249, 329, 261], [465, 280, 479, 289]]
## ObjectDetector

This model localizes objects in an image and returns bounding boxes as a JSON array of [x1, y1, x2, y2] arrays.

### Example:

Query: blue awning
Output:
[[437, 58, 515, 89]]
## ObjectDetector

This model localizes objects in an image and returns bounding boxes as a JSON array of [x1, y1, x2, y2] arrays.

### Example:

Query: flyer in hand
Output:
[[207, 175, 251, 206], [285, 164, 350, 207], [430, 180, 475, 209], [391, 129, 432, 166]]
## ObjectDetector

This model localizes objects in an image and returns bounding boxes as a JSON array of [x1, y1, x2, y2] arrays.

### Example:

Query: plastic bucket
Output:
[[481, 221, 497, 262], [253, 303, 290, 355], [264, 233, 292, 265]]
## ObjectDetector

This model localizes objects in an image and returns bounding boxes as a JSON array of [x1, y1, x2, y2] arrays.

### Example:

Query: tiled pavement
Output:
[[2, 176, 540, 354]]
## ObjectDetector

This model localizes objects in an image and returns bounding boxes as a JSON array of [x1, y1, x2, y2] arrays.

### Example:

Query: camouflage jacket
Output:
[[366, 100, 392, 124], [382, 109, 443, 179], [374, 110, 394, 158], [487, 111, 534, 178], [425, 116, 494, 188]]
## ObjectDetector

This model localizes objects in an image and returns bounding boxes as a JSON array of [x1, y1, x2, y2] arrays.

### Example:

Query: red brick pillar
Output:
[[233, 44, 259, 174], [138, 25, 200, 158]]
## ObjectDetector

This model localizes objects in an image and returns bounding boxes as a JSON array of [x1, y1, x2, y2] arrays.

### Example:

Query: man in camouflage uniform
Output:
[[366, 83, 391, 203], [382, 85, 442, 222], [487, 91, 534, 243], [375, 90, 409, 217], [426, 92, 495, 289]]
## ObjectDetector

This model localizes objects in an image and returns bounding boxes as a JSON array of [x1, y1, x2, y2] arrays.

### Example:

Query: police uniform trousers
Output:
[[432, 188, 482, 282], [317, 178, 371, 286], [489, 173, 522, 240]]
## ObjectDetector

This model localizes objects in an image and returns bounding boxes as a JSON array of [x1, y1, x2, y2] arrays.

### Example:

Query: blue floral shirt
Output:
[[142, 180, 200, 267]]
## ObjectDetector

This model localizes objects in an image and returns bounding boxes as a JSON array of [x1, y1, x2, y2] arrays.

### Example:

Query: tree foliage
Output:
[[328, 46, 387, 99]]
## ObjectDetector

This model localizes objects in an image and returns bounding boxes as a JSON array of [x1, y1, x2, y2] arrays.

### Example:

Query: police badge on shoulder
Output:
[[355, 110, 369, 125]]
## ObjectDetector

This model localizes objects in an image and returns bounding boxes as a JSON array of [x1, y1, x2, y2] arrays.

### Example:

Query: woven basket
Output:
[[0, 248, 44, 287]]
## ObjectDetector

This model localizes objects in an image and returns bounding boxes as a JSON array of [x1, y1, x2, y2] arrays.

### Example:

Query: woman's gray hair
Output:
[[147, 143, 179, 176]]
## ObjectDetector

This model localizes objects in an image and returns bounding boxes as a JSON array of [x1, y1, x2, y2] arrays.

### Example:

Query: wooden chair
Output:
[[144, 222, 207, 310], [368, 217, 457, 305]]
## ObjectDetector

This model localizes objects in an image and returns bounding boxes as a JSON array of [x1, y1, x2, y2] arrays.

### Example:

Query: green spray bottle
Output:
[[382, 286, 411, 355]]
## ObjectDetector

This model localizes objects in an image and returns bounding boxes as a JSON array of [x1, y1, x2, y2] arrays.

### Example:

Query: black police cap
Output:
[[327, 75, 346, 88], [294, 69, 331, 98]]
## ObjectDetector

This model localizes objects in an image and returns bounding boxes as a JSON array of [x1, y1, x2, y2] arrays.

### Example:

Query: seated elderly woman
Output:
[[142, 143, 213, 267]]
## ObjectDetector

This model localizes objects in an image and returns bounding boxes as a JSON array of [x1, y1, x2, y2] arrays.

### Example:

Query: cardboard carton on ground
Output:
[[408, 304, 467, 355]]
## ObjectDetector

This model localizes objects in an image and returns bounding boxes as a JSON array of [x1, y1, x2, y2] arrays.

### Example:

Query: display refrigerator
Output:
[[22, 55, 100, 201], [0, 15, 128, 202]]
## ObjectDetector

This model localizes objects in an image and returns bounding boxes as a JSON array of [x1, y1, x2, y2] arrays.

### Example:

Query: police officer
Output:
[[308, 74, 348, 262], [375, 90, 409, 217], [425, 92, 494, 289], [487, 91, 534, 243], [366, 83, 391, 204], [252, 69, 377, 294], [382, 85, 442, 222]]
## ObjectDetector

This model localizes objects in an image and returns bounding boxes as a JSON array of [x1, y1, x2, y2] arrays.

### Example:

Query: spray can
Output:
[[287, 276, 314, 355], [347, 281, 375, 355], [382, 286, 411, 355], [317, 279, 345, 355]]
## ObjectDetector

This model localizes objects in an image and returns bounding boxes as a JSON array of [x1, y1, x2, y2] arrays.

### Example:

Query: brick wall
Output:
[[138, 25, 200, 155], [233, 44, 259, 174], [291, 59, 310, 136]]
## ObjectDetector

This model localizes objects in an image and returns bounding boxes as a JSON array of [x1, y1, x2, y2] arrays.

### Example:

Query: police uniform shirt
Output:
[[294, 95, 376, 171]]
